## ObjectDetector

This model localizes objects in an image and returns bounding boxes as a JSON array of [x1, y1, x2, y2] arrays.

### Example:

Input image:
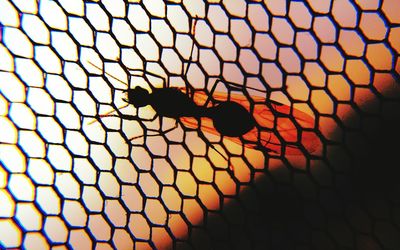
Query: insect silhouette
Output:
[[89, 18, 320, 158], [89, 62, 266, 158]]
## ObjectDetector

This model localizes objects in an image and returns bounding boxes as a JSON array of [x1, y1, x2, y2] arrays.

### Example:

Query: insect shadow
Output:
[[89, 18, 306, 160]]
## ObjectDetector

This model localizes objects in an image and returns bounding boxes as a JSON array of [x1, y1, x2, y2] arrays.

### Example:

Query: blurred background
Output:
[[1, 0, 400, 249]]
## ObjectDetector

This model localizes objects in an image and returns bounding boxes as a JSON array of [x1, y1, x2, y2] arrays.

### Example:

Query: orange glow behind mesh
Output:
[[0, 0, 399, 249]]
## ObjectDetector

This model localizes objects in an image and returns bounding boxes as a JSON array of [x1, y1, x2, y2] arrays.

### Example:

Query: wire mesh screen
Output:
[[1, 0, 400, 249]]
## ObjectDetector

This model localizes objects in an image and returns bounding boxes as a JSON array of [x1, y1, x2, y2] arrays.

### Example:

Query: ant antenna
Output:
[[87, 61, 129, 88], [86, 60, 133, 125], [88, 103, 130, 125]]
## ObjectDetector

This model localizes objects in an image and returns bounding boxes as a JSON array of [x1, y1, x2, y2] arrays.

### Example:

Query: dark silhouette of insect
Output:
[[88, 60, 270, 158], [88, 62, 319, 158], [88, 18, 320, 158]]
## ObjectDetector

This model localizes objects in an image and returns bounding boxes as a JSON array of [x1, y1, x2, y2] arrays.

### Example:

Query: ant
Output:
[[87, 65, 274, 160], [89, 18, 279, 160]]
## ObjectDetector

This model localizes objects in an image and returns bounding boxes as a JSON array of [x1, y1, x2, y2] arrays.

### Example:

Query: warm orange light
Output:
[[1, 0, 399, 249]]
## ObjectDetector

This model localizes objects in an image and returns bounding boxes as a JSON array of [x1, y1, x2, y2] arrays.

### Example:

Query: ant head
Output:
[[125, 86, 150, 108]]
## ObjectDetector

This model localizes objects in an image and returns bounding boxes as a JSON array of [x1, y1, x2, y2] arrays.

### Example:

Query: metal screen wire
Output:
[[0, 0, 400, 249]]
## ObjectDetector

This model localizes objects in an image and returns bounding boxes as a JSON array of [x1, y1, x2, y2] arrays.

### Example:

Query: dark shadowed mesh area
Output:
[[1, 0, 400, 249]]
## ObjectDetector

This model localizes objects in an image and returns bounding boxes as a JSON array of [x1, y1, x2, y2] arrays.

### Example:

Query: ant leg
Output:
[[257, 132, 302, 154], [129, 119, 179, 141], [129, 117, 161, 140], [131, 115, 168, 141], [207, 78, 275, 105], [195, 118, 229, 161], [209, 142, 228, 161], [148, 119, 179, 138], [203, 79, 224, 107], [97, 114, 140, 121], [202, 78, 246, 107], [183, 16, 199, 98], [184, 17, 198, 78], [259, 133, 277, 153], [222, 79, 268, 94], [220, 79, 285, 110], [158, 117, 180, 134], [163, 120, 179, 134]]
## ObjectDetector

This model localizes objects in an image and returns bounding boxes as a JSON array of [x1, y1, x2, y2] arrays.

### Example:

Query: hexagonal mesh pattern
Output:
[[1, 0, 400, 249]]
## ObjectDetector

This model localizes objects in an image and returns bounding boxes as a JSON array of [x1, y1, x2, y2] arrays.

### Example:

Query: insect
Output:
[[88, 62, 320, 158], [88, 18, 320, 158], [89, 63, 259, 157]]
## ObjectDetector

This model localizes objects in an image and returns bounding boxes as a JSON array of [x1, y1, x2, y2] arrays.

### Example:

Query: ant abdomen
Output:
[[209, 101, 256, 137]]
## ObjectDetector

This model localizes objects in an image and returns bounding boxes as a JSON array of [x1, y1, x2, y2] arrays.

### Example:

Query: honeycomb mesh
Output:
[[1, 0, 400, 249]]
